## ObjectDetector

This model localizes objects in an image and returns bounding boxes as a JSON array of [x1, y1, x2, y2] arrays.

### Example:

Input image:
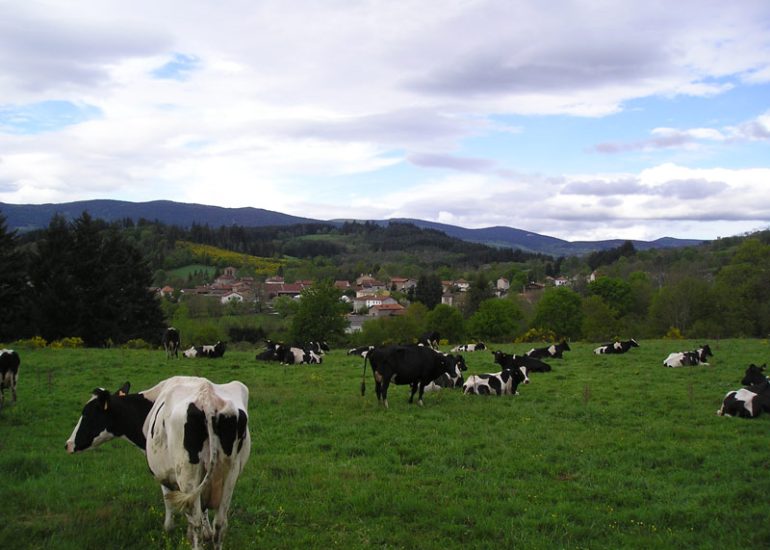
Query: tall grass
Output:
[[2, 340, 769, 548]]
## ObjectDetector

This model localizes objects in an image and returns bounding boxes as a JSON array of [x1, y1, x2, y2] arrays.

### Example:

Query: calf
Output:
[[663, 344, 713, 367], [526, 340, 570, 359], [718, 380, 770, 418], [593, 339, 639, 355], [362, 344, 453, 408], [184, 341, 226, 359], [424, 354, 467, 391], [162, 327, 181, 359], [0, 349, 20, 409], [66, 376, 250, 549], [450, 342, 486, 352]]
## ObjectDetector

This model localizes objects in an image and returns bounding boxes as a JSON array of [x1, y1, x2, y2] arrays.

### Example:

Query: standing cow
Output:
[[0, 349, 20, 409], [162, 327, 181, 359], [362, 345, 453, 408], [66, 376, 250, 550]]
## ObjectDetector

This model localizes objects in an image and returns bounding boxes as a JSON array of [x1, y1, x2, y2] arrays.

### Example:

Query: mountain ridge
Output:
[[0, 199, 705, 256]]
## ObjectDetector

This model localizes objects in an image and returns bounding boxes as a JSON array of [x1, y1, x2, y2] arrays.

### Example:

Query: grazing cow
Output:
[[450, 342, 486, 352], [66, 376, 250, 550], [526, 340, 571, 359], [593, 339, 639, 355], [493, 350, 551, 373], [424, 354, 467, 391], [462, 364, 529, 396], [184, 341, 226, 359], [741, 364, 769, 386], [162, 327, 181, 359], [0, 349, 20, 409], [718, 380, 770, 418], [361, 345, 454, 408], [663, 344, 713, 367], [348, 345, 374, 358], [418, 331, 440, 350]]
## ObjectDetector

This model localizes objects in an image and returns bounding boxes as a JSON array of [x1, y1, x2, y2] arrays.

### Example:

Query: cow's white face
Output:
[[65, 391, 115, 453]]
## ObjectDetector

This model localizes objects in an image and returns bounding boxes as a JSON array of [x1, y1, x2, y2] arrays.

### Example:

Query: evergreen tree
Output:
[[414, 273, 443, 309], [0, 213, 30, 340]]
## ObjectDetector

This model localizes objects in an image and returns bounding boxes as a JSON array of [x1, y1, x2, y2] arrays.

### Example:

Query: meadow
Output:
[[1, 340, 770, 549]]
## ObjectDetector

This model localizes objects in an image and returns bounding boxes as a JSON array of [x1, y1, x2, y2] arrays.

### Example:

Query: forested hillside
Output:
[[3, 208, 770, 348]]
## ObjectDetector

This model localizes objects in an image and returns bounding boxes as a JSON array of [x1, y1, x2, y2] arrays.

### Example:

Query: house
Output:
[[220, 291, 244, 304], [496, 278, 510, 292], [441, 293, 454, 307], [390, 277, 417, 292], [369, 303, 406, 317], [352, 294, 398, 313]]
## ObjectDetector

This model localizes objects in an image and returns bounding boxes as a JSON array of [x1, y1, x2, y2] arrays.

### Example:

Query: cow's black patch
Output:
[[213, 413, 238, 456], [237, 409, 248, 453], [488, 377, 502, 395], [183, 403, 208, 464]]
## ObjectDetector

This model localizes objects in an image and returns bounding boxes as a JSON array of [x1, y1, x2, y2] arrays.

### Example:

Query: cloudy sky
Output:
[[1, 0, 770, 241]]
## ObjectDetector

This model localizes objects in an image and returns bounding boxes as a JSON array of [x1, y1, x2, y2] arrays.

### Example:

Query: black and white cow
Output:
[[718, 379, 770, 418], [66, 376, 250, 549], [183, 341, 226, 358], [593, 339, 640, 355], [741, 363, 768, 386], [306, 341, 330, 354], [424, 354, 467, 391], [462, 364, 529, 396], [450, 342, 486, 352], [362, 344, 453, 408], [526, 340, 571, 359], [276, 344, 323, 365], [663, 344, 713, 367], [492, 350, 552, 373], [418, 331, 440, 350], [0, 349, 20, 409], [255, 340, 283, 362], [348, 345, 375, 358], [162, 327, 181, 359]]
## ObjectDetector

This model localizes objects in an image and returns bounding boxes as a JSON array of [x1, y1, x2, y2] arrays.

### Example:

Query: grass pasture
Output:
[[2, 340, 770, 549]]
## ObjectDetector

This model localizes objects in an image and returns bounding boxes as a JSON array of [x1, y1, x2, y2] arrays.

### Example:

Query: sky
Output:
[[1, 0, 770, 242]]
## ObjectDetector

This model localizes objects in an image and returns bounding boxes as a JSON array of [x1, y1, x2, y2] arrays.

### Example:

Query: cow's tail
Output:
[[164, 412, 218, 512], [361, 354, 369, 396]]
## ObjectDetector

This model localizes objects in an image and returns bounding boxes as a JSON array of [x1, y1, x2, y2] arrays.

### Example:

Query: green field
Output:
[[2, 340, 770, 549]]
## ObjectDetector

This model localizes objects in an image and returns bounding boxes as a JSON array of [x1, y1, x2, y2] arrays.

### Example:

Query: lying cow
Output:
[[493, 350, 552, 373], [718, 379, 770, 418], [162, 327, 181, 359], [526, 340, 570, 359], [663, 344, 713, 367], [424, 354, 467, 391], [183, 341, 226, 358], [66, 376, 250, 549], [462, 363, 529, 396], [0, 349, 20, 409], [594, 339, 639, 355], [741, 363, 768, 386], [362, 344, 453, 408], [450, 342, 486, 352], [276, 344, 323, 365]]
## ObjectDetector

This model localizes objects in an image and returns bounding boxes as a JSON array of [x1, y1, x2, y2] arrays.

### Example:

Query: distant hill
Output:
[[0, 199, 705, 256]]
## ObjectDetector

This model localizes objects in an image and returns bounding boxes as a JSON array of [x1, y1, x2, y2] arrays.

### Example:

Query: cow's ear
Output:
[[116, 382, 130, 397], [92, 388, 111, 410]]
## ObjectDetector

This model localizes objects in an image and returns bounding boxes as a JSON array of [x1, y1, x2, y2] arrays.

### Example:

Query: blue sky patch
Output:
[[151, 53, 201, 81], [0, 100, 102, 134]]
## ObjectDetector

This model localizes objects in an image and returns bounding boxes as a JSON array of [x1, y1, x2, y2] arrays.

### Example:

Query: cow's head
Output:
[[65, 382, 130, 454], [700, 344, 713, 358], [629, 339, 639, 347], [560, 340, 571, 351], [741, 364, 767, 386]]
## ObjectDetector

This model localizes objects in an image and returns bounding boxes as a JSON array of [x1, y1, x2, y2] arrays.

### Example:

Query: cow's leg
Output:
[[160, 486, 175, 531], [408, 382, 418, 403], [417, 382, 426, 406], [381, 379, 390, 409]]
